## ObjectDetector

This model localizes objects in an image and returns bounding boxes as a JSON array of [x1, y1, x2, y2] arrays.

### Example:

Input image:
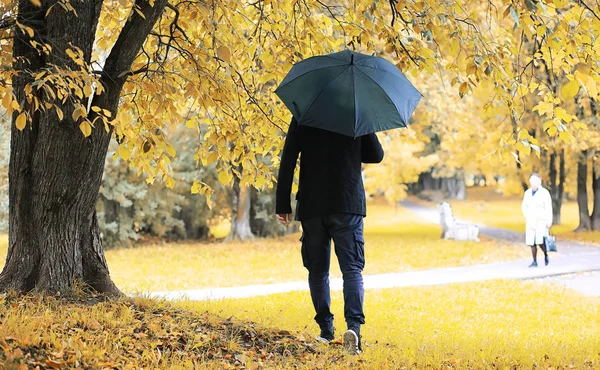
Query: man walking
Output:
[[275, 117, 384, 355]]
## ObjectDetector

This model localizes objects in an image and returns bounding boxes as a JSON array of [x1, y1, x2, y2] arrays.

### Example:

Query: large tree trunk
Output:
[[559, 149, 566, 223], [473, 174, 487, 187], [549, 150, 565, 225], [250, 187, 267, 237], [574, 97, 591, 231], [511, 112, 529, 193], [592, 155, 600, 231], [515, 153, 529, 193], [0, 0, 168, 295], [249, 187, 298, 237], [575, 150, 592, 231], [418, 172, 442, 192], [226, 183, 255, 241], [420, 174, 431, 192], [441, 174, 466, 200], [100, 194, 122, 247]]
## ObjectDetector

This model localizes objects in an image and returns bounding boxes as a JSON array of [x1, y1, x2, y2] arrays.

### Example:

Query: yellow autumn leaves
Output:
[[2, 94, 25, 130], [4, 0, 600, 198], [561, 80, 581, 100], [3, 37, 104, 135], [15, 112, 27, 131], [216, 46, 231, 63]]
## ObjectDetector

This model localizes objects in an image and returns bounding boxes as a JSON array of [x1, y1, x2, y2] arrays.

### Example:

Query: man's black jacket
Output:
[[275, 118, 384, 221]]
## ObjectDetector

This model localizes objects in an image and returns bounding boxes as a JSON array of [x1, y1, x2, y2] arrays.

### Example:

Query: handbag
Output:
[[544, 233, 557, 252]]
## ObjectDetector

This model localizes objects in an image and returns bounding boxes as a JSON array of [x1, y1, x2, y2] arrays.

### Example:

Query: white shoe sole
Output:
[[343, 330, 360, 355], [315, 336, 331, 344]]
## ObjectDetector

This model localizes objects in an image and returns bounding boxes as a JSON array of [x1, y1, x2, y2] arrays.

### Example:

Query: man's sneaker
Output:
[[315, 335, 332, 344], [316, 328, 334, 344], [343, 329, 361, 355], [529, 261, 538, 268], [545, 255, 549, 266]]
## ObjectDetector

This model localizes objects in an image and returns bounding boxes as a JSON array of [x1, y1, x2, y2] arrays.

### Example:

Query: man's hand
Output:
[[277, 214, 293, 226]]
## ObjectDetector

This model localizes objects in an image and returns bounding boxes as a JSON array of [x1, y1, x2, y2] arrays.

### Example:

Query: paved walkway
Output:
[[543, 271, 600, 297], [400, 200, 597, 255], [149, 202, 600, 301]]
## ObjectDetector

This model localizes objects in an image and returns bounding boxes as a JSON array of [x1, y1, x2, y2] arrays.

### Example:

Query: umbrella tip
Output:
[[350, 54, 354, 65]]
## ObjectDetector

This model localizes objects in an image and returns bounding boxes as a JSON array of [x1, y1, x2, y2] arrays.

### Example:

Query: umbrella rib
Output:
[[302, 53, 349, 63], [355, 67, 422, 108], [354, 64, 423, 97], [275, 65, 346, 91], [319, 54, 349, 62], [298, 67, 350, 122], [354, 68, 413, 127]]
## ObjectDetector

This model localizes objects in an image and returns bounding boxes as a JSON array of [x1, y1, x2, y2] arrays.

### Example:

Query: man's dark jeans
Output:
[[300, 213, 365, 336]]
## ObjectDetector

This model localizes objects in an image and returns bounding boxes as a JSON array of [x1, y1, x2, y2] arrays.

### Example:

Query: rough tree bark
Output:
[[589, 99, 600, 231], [515, 152, 529, 193], [441, 175, 466, 200], [592, 156, 600, 231], [100, 194, 122, 246], [417, 172, 466, 200], [0, 0, 169, 295], [249, 187, 268, 238], [417, 172, 437, 192], [249, 187, 297, 237], [511, 111, 529, 193], [226, 182, 255, 242], [549, 150, 565, 225], [559, 150, 566, 224], [574, 96, 592, 231], [575, 150, 592, 231], [473, 175, 487, 187]]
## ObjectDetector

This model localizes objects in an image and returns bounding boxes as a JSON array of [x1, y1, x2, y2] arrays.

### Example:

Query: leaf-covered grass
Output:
[[555, 230, 600, 244], [186, 280, 600, 369], [0, 293, 327, 369], [104, 205, 526, 292], [2, 280, 598, 369]]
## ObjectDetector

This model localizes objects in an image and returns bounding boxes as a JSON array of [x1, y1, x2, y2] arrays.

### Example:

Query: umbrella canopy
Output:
[[275, 50, 422, 138]]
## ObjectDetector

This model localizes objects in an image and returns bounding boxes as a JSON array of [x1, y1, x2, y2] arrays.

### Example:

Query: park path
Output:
[[149, 202, 600, 301], [400, 200, 597, 255]]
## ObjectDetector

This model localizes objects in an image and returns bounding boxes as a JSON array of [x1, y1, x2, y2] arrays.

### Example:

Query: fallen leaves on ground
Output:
[[0, 294, 358, 369], [1, 279, 600, 369]]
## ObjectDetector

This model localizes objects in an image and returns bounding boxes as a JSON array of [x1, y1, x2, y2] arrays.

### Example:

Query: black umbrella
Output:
[[275, 50, 422, 138]]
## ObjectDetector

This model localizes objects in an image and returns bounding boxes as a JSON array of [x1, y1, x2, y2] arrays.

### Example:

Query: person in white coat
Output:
[[521, 173, 553, 267]]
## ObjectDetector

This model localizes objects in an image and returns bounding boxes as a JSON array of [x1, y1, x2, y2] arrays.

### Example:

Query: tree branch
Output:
[[579, 0, 600, 21], [233, 70, 285, 133], [166, 3, 190, 41], [315, 0, 346, 39], [398, 39, 419, 66], [100, 0, 169, 89], [389, 0, 397, 26]]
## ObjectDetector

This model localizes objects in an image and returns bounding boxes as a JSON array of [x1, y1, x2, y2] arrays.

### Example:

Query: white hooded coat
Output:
[[521, 186, 553, 246]]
